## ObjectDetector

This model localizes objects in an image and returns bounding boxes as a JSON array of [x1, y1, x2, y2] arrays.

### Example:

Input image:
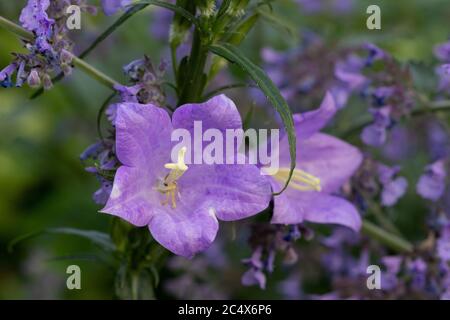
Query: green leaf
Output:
[[257, 8, 297, 37], [208, 43, 296, 194], [135, 0, 200, 28], [9, 228, 116, 252]]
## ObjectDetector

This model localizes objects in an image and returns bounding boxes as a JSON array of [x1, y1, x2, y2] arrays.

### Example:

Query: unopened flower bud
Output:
[[27, 69, 41, 88], [42, 73, 53, 90]]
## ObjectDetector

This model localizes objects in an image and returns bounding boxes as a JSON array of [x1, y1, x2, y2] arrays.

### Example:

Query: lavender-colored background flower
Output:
[[102, 95, 272, 257]]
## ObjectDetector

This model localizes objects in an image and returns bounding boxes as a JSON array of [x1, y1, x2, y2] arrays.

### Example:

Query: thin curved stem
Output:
[[361, 220, 414, 253], [340, 101, 450, 139], [0, 16, 120, 90]]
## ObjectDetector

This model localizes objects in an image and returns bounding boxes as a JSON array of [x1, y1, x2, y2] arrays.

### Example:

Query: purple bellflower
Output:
[[101, 95, 272, 257], [266, 92, 363, 231]]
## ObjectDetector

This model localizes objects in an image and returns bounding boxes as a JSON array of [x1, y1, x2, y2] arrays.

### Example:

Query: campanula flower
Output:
[[101, 95, 272, 257]]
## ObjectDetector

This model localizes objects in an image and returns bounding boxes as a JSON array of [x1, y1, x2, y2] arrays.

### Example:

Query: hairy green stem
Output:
[[0, 16, 119, 90], [361, 220, 414, 253], [177, 29, 209, 105]]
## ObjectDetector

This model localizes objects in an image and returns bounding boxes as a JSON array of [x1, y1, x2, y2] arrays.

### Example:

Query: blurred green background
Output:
[[1, 0, 450, 299]]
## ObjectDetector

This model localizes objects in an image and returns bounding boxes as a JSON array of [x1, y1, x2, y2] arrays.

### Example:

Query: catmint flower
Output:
[[434, 40, 450, 62], [361, 106, 392, 147], [267, 93, 363, 231], [381, 256, 402, 290], [437, 224, 450, 262], [243, 223, 307, 289], [27, 69, 41, 88], [101, 95, 271, 257], [19, 0, 54, 35], [436, 64, 450, 92], [417, 160, 447, 201], [363, 43, 387, 66], [372, 86, 395, 107], [101, 0, 132, 16], [0, 63, 18, 88], [334, 54, 367, 91], [407, 258, 427, 291], [116, 57, 167, 105], [241, 247, 267, 289], [377, 164, 408, 207], [2, 0, 95, 89], [81, 139, 118, 205], [42, 73, 53, 90]]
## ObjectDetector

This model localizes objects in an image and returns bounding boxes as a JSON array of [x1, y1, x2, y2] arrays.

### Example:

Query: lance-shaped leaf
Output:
[[209, 43, 296, 194], [9, 228, 116, 252]]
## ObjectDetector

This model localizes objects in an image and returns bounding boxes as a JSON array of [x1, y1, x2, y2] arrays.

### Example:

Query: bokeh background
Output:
[[1, 0, 450, 299]]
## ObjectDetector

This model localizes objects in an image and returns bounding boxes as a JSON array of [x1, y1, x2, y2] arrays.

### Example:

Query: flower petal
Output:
[[100, 166, 156, 226], [173, 94, 242, 134], [302, 193, 362, 231], [278, 132, 362, 193], [268, 179, 303, 224], [293, 92, 336, 141], [272, 190, 361, 231], [180, 164, 272, 221], [148, 206, 219, 258], [296, 133, 362, 193], [115, 102, 172, 167]]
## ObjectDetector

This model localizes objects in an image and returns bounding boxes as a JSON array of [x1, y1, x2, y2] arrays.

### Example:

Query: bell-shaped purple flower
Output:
[[101, 95, 272, 257], [0, 63, 18, 88], [268, 92, 363, 231]]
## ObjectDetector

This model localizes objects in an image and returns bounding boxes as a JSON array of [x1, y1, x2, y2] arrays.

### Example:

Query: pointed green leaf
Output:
[[9, 228, 115, 252], [208, 43, 296, 194]]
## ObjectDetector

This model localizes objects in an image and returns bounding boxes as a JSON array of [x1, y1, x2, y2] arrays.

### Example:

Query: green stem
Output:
[[361, 220, 414, 253], [340, 101, 450, 138], [361, 192, 402, 236], [177, 29, 209, 105], [131, 272, 139, 300], [0, 16, 31, 39], [0, 16, 119, 90], [72, 56, 119, 89]]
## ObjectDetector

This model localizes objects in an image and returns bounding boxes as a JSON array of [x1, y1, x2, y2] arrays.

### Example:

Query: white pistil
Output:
[[158, 147, 189, 209]]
